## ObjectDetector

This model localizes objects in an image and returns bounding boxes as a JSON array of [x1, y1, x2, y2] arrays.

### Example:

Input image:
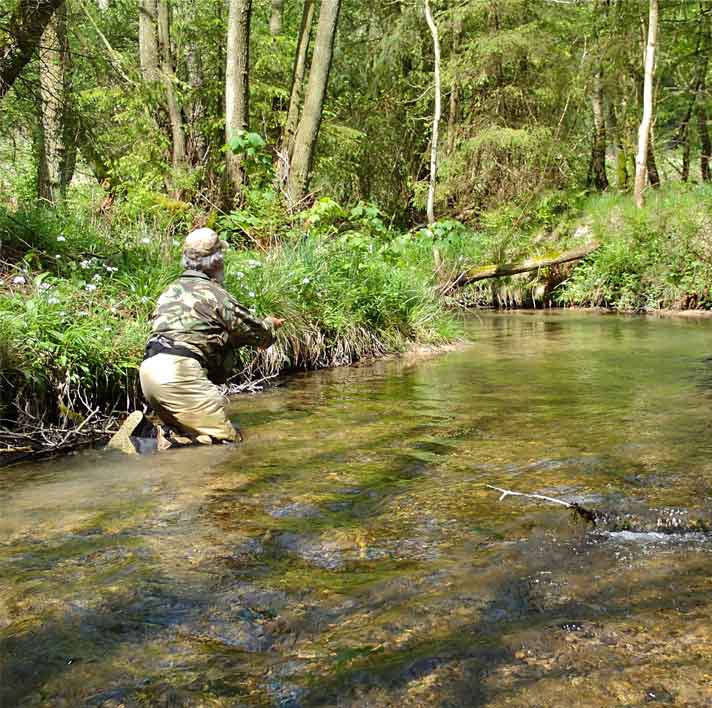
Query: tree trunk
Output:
[[157, 0, 186, 172], [679, 12, 708, 183], [38, 3, 70, 203], [138, 0, 159, 82], [590, 66, 609, 190], [424, 0, 441, 226], [225, 0, 252, 201], [270, 0, 284, 36], [286, 0, 341, 207], [280, 0, 316, 176], [186, 38, 207, 165], [608, 101, 628, 190], [446, 15, 463, 156], [76, 117, 118, 192], [646, 138, 660, 188], [699, 100, 711, 181], [634, 0, 658, 209], [682, 125, 691, 182], [0, 0, 66, 100]]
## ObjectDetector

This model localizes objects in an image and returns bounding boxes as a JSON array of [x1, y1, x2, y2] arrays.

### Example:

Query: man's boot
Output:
[[107, 411, 145, 454]]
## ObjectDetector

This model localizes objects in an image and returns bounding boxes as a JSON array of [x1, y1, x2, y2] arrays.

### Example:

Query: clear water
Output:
[[2, 311, 712, 707]]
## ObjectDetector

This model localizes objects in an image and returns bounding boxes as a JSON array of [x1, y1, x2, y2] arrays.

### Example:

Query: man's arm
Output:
[[223, 296, 284, 349]]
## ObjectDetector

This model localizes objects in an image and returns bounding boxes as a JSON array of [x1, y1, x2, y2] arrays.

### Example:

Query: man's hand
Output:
[[267, 316, 286, 329]]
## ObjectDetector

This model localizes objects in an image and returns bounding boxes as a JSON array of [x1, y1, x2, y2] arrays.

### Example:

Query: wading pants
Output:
[[139, 353, 237, 442]]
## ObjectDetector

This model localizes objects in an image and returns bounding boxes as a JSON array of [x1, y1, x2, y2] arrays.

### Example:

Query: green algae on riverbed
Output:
[[2, 311, 712, 707]]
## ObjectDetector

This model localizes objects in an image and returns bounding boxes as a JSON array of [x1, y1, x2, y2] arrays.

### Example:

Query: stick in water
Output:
[[485, 484, 598, 524]]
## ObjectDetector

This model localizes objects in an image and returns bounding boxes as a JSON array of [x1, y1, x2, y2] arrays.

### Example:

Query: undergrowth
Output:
[[558, 184, 712, 310], [0, 199, 463, 425]]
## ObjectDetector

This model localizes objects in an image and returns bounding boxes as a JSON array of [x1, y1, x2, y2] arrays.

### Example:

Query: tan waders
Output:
[[139, 353, 238, 443]]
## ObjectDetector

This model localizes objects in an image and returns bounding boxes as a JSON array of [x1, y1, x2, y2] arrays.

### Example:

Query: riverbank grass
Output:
[[0, 203, 462, 437]]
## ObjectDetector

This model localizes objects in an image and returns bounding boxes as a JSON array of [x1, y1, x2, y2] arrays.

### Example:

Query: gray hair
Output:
[[182, 250, 224, 274]]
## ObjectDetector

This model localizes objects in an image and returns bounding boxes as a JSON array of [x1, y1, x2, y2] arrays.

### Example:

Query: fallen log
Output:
[[442, 241, 600, 294]]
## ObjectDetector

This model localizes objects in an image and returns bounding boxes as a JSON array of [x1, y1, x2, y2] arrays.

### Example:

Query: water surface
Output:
[[2, 311, 712, 707]]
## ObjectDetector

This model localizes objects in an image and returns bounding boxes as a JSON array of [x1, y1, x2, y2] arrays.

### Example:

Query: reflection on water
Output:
[[2, 311, 712, 707]]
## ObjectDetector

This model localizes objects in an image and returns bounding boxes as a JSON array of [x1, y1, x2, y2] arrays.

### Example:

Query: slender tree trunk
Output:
[[590, 67, 609, 190], [646, 139, 660, 187], [634, 0, 658, 208], [225, 0, 252, 200], [280, 0, 316, 178], [608, 101, 628, 190], [0, 0, 66, 99], [286, 0, 341, 207], [77, 117, 117, 192], [424, 0, 441, 225], [699, 99, 711, 181], [270, 0, 284, 36], [446, 15, 463, 155], [186, 38, 207, 165], [679, 12, 708, 183], [38, 3, 69, 202], [682, 123, 692, 182], [157, 0, 186, 172], [138, 0, 159, 82]]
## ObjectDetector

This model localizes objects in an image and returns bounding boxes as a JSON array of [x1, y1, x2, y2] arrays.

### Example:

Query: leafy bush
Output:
[[558, 185, 712, 310]]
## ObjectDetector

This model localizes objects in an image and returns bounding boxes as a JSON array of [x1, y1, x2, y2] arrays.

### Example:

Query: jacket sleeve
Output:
[[222, 294, 276, 349]]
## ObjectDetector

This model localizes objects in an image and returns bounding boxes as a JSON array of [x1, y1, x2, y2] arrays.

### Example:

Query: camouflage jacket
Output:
[[147, 270, 275, 381]]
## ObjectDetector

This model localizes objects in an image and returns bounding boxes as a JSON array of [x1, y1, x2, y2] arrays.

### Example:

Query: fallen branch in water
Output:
[[486, 484, 598, 525], [440, 241, 600, 295]]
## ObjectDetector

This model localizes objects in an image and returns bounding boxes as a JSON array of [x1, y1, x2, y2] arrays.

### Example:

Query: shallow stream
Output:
[[2, 312, 712, 707]]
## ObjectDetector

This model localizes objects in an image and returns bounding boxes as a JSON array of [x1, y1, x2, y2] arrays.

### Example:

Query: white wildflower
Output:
[[85, 283, 97, 292], [141, 237, 151, 244], [92, 274, 102, 282], [104, 326, 112, 332], [235, 271, 244, 279], [12, 275, 26, 285], [301, 277, 310, 285], [246, 259, 261, 268], [78, 310, 89, 317], [248, 291, 255, 298], [55, 254, 61, 259], [172, 239, 180, 247], [80, 260, 91, 269], [140, 296, 149, 304], [56, 235, 66, 242], [59, 310, 66, 317], [48, 296, 60, 305], [38, 282, 51, 291]]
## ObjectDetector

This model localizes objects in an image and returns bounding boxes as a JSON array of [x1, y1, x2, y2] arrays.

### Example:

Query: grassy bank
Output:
[[558, 185, 712, 311], [0, 200, 463, 440], [453, 184, 712, 312]]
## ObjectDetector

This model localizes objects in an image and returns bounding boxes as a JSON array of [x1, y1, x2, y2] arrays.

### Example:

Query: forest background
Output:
[[1, 0, 711, 452]]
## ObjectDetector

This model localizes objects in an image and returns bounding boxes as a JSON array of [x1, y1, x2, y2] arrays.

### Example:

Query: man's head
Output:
[[182, 228, 229, 282]]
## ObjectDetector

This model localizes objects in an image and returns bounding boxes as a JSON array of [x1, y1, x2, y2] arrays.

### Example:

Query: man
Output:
[[139, 227, 284, 445]]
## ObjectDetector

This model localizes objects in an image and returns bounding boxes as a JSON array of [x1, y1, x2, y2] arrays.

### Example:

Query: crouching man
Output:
[[140, 227, 284, 445]]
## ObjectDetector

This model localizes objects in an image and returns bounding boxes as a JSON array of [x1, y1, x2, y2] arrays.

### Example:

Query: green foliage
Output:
[[559, 185, 712, 311], [0, 201, 460, 421]]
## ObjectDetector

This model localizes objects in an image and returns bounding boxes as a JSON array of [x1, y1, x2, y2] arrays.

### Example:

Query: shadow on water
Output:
[[2, 312, 712, 706], [301, 535, 712, 707]]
